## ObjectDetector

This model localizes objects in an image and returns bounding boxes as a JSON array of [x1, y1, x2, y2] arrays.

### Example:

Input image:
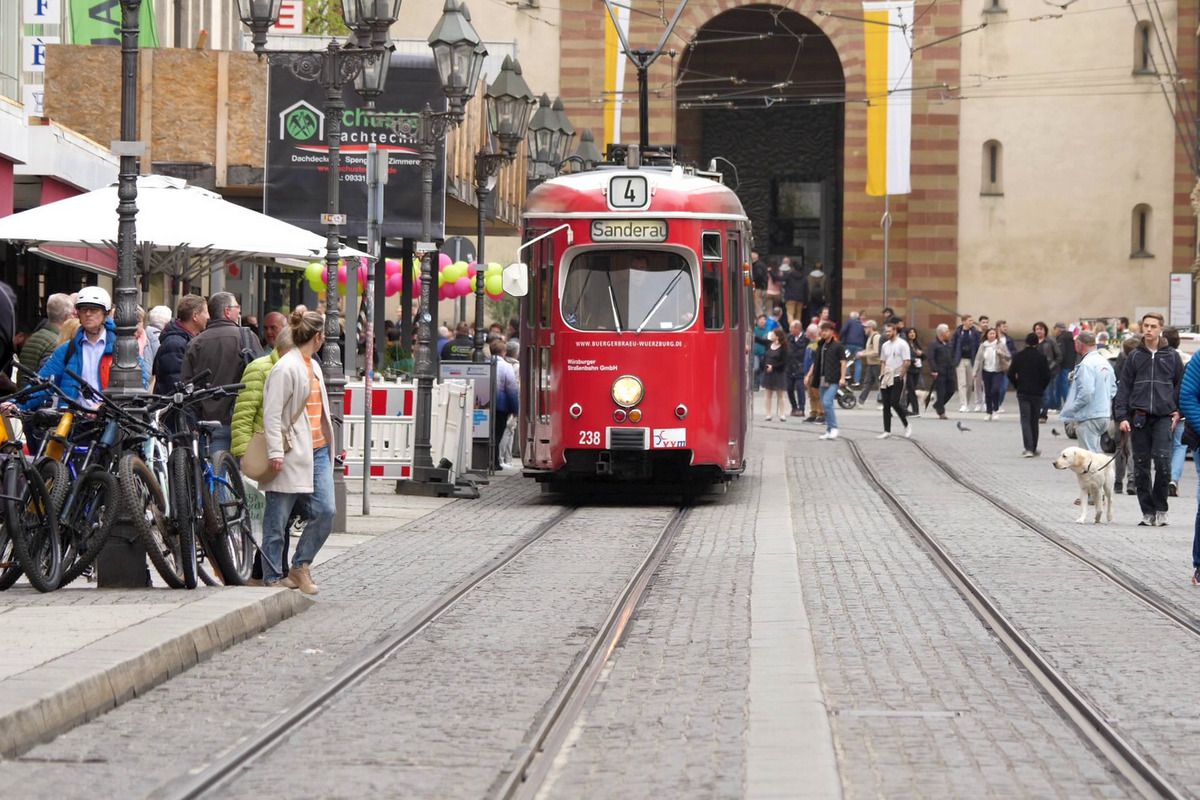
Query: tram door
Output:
[[524, 232, 556, 466], [727, 231, 747, 463]]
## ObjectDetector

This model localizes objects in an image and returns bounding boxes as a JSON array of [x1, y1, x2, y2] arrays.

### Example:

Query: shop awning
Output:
[[0, 175, 370, 263]]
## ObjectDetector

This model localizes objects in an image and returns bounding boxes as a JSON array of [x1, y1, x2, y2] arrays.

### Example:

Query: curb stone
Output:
[[0, 588, 311, 757]]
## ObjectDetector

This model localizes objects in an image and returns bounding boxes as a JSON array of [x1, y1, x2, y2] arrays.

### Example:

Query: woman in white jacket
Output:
[[260, 310, 335, 595]]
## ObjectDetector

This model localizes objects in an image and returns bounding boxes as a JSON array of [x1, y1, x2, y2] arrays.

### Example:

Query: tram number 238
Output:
[[579, 430, 602, 445]]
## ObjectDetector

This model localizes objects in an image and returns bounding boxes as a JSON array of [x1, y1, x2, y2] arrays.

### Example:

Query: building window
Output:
[[1134, 21, 1155, 74], [1131, 204, 1153, 258], [981, 140, 1003, 195]]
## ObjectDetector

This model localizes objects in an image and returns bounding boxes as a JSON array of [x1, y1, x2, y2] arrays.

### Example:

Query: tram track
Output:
[[841, 436, 1185, 800], [153, 502, 690, 800]]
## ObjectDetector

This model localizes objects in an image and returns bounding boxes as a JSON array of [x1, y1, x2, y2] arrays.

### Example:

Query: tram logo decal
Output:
[[590, 219, 668, 242], [653, 428, 687, 449]]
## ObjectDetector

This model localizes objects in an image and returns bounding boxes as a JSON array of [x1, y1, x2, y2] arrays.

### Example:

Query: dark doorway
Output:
[[675, 5, 845, 311]]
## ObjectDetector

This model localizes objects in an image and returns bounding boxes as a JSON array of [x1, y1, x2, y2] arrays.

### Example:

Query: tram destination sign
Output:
[[590, 219, 668, 243]]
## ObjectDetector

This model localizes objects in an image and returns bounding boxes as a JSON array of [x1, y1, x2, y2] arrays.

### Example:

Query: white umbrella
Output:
[[0, 175, 369, 262]]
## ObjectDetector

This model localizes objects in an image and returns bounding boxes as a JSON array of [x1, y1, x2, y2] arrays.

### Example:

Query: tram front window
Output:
[[561, 251, 697, 332]]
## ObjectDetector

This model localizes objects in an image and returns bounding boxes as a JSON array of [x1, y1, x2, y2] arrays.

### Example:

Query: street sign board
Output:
[[265, 52, 446, 240], [320, 213, 347, 226], [442, 236, 476, 265], [1169, 272, 1193, 328]]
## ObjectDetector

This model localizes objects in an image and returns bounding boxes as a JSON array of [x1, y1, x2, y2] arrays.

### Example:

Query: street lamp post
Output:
[[471, 57, 535, 363], [237, 0, 401, 530], [395, 0, 487, 487], [526, 95, 578, 192], [109, 0, 145, 396]]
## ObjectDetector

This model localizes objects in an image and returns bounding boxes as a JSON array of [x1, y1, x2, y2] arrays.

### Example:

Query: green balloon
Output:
[[485, 274, 503, 295]]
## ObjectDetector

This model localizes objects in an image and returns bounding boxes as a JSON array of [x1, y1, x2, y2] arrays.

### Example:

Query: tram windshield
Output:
[[561, 250, 697, 333]]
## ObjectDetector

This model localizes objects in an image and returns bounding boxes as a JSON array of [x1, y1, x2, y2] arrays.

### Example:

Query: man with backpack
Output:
[[181, 292, 259, 455]]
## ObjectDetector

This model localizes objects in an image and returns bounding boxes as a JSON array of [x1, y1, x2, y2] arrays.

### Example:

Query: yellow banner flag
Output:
[[864, 1, 914, 196]]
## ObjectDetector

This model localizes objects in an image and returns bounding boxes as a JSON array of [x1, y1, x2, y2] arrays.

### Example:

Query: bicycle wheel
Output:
[[35, 458, 69, 515], [0, 516, 19, 590], [202, 451, 253, 585], [8, 457, 63, 592], [118, 453, 183, 589], [169, 447, 199, 589], [58, 467, 120, 587]]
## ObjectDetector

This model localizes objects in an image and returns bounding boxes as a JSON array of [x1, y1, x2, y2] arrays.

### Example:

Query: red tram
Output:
[[505, 160, 753, 486]]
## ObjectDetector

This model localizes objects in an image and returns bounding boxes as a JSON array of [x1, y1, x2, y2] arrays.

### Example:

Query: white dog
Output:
[[1053, 446, 1115, 524]]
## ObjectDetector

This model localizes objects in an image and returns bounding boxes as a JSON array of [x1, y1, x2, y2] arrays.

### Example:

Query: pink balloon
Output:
[[486, 289, 503, 301], [337, 264, 347, 286], [467, 261, 478, 277], [385, 258, 400, 276], [454, 276, 471, 296], [438, 253, 452, 268], [385, 274, 402, 297]]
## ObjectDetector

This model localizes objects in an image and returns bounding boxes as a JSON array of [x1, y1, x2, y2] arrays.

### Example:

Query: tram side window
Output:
[[525, 238, 542, 327], [561, 250, 697, 332], [702, 261, 724, 330], [727, 238, 741, 328], [539, 239, 554, 328]]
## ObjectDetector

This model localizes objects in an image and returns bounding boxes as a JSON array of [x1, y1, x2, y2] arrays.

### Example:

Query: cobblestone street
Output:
[[1, 400, 1197, 798]]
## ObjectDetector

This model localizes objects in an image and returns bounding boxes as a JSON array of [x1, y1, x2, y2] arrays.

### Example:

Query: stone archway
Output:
[[675, 5, 846, 313]]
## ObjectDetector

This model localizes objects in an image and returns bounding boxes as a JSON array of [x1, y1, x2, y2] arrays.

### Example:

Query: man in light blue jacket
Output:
[[1060, 331, 1116, 453]]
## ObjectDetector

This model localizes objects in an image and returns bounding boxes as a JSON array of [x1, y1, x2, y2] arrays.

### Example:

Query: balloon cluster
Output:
[[437, 257, 505, 302], [302, 255, 505, 302]]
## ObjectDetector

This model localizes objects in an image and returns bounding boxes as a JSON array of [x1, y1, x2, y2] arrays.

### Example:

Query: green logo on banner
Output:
[[68, 0, 159, 47], [285, 107, 319, 141]]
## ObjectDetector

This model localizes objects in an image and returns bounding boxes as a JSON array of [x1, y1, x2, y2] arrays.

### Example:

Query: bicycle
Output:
[[0, 405, 62, 592]]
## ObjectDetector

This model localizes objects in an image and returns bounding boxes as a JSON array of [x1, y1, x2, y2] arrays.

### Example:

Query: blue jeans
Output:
[[1056, 369, 1071, 409], [261, 446, 336, 584], [209, 424, 232, 456], [1172, 422, 1186, 482], [844, 345, 863, 383], [821, 384, 839, 432]]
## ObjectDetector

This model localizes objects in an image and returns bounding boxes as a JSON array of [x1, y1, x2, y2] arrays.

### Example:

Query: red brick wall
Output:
[[559, 0, 962, 327]]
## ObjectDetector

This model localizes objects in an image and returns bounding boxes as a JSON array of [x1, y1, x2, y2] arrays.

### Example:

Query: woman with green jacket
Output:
[[231, 326, 292, 457]]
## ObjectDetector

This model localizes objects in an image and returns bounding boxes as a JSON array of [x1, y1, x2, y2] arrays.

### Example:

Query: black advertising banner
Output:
[[265, 52, 446, 240]]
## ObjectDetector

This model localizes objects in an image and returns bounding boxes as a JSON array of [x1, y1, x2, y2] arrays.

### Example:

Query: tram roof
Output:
[[524, 165, 748, 221]]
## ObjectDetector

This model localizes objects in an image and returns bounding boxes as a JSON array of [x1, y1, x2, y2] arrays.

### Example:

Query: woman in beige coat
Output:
[[260, 310, 334, 595]]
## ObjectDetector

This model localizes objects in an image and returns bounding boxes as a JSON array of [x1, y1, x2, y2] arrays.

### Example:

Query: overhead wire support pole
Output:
[[602, 0, 689, 152]]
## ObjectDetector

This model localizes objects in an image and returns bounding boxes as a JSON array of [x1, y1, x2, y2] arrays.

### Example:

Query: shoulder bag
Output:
[[242, 399, 307, 482]]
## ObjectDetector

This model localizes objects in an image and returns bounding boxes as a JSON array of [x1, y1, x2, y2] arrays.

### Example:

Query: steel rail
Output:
[[900, 436, 1200, 641], [843, 437, 1184, 800], [153, 504, 579, 800], [495, 505, 692, 800]]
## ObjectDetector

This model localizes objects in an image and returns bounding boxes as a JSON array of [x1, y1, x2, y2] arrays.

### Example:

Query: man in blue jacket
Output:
[[1060, 332, 1116, 453], [1113, 313, 1183, 527], [951, 313, 981, 413], [840, 311, 867, 383], [21, 286, 148, 410]]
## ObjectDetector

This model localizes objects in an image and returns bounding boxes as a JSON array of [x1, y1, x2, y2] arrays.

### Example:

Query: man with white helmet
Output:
[[23, 286, 147, 409]]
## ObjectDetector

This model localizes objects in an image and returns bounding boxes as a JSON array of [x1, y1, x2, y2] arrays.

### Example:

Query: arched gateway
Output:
[[559, 0, 963, 326]]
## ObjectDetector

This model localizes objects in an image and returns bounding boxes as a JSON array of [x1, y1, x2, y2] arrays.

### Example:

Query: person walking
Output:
[[499, 340, 520, 467], [840, 311, 867, 384], [1054, 322, 1077, 415], [806, 321, 847, 440], [856, 320, 881, 403], [1008, 332, 1051, 457], [781, 258, 806, 327], [904, 326, 924, 415], [750, 250, 768, 316], [995, 320, 1016, 413], [1174, 332, 1200, 584], [1112, 335, 1140, 494], [491, 338, 519, 469], [973, 327, 1011, 419], [1033, 321, 1061, 422], [760, 327, 789, 422], [876, 322, 912, 439], [260, 310, 335, 595], [1060, 331, 1116, 453], [1113, 313, 1184, 527], [951, 313, 980, 412], [786, 320, 808, 417], [1165, 328, 1188, 496], [928, 323, 956, 419], [972, 316, 991, 411], [801, 324, 823, 424], [752, 314, 769, 391], [180, 292, 249, 454], [764, 259, 783, 317]]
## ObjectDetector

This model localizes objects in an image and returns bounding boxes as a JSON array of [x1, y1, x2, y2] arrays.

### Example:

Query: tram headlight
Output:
[[611, 375, 644, 408]]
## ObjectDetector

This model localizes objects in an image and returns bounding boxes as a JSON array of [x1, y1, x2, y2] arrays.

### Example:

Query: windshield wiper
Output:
[[636, 270, 686, 334], [605, 269, 623, 332]]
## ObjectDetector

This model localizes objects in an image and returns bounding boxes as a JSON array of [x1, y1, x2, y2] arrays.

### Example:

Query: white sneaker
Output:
[[987, 413, 994, 421], [818, 432, 832, 440], [904, 423, 913, 439], [997, 407, 1006, 414], [959, 404, 968, 413], [974, 405, 982, 413], [877, 432, 891, 439], [765, 416, 772, 422], [829, 429, 839, 439]]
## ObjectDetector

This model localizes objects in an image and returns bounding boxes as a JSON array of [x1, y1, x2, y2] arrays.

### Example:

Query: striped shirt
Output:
[[304, 357, 327, 449]]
